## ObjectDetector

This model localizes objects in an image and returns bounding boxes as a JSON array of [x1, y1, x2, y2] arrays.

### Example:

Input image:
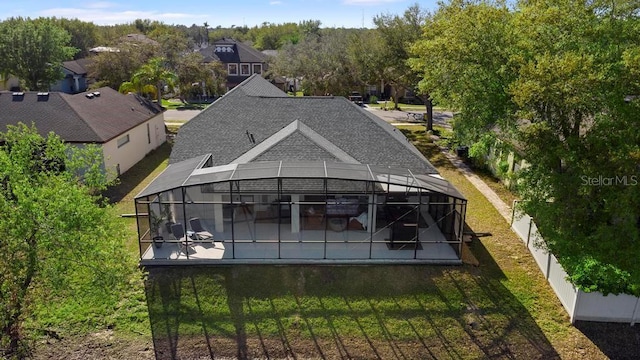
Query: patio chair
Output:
[[170, 223, 192, 256], [189, 217, 214, 241]]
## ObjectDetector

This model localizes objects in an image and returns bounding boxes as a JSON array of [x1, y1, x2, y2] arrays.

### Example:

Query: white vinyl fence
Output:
[[510, 202, 640, 325]]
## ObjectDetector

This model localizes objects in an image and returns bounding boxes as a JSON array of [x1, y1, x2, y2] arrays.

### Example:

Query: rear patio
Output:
[[135, 159, 466, 265]]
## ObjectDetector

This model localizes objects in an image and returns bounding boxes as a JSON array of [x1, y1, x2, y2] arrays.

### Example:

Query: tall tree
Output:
[[409, 0, 515, 140], [87, 42, 158, 90], [130, 57, 178, 103], [174, 52, 226, 100], [0, 17, 77, 90], [411, 0, 640, 294], [346, 29, 388, 96], [0, 124, 131, 357], [373, 3, 428, 109], [509, 0, 640, 294], [269, 29, 362, 96], [52, 18, 100, 59]]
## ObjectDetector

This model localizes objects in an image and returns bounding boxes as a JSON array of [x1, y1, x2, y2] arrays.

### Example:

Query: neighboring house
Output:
[[49, 59, 92, 94], [0, 87, 166, 177], [2, 59, 92, 94], [483, 137, 529, 189], [199, 38, 268, 90], [134, 75, 467, 265], [90, 33, 159, 54], [0, 73, 20, 91]]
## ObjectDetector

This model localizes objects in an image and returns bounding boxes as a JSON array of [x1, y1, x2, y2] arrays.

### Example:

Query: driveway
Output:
[[364, 107, 453, 128]]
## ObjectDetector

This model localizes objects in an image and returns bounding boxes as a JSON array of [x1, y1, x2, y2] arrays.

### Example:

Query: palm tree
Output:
[[118, 80, 156, 99], [130, 57, 177, 103]]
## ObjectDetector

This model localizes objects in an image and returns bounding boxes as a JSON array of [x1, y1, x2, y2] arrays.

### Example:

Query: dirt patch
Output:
[[32, 330, 154, 360], [34, 333, 542, 360]]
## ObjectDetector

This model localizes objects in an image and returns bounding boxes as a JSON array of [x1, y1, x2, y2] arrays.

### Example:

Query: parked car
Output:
[[348, 91, 364, 106]]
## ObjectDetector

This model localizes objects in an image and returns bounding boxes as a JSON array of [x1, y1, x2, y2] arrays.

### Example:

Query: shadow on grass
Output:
[[103, 142, 172, 204], [144, 240, 559, 359], [573, 321, 640, 360]]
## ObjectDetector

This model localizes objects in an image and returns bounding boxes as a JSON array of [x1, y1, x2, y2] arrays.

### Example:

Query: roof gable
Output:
[[252, 132, 343, 163], [205, 38, 267, 64], [234, 120, 358, 164], [170, 76, 437, 174]]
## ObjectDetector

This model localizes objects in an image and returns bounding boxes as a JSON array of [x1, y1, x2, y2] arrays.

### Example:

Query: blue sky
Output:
[[1, 0, 439, 28]]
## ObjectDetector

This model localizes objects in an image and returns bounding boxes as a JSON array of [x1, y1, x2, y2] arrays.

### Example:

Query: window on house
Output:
[[228, 63, 238, 76], [240, 64, 250, 76], [147, 123, 151, 144], [252, 64, 262, 74], [117, 134, 130, 148]]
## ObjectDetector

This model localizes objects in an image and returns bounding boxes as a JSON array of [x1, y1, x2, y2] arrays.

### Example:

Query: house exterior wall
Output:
[[0, 74, 20, 91], [50, 70, 88, 94], [102, 113, 166, 176]]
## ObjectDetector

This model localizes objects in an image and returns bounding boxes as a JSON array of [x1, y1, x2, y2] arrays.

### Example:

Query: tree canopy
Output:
[[0, 17, 77, 90], [128, 57, 177, 103], [411, 0, 640, 295], [0, 124, 134, 357]]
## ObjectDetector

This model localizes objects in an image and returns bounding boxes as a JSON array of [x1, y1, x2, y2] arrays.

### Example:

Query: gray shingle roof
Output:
[[0, 87, 161, 143], [170, 75, 437, 174], [62, 58, 90, 75], [199, 38, 267, 64]]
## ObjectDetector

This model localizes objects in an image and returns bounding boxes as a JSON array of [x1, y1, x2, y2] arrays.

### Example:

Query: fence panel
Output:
[[546, 253, 577, 315], [527, 222, 551, 276], [511, 211, 531, 243], [510, 207, 640, 324], [574, 292, 640, 322]]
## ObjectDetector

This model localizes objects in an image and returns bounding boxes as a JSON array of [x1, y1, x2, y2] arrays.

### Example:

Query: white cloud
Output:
[[37, 7, 207, 25], [270, 1, 283, 4]]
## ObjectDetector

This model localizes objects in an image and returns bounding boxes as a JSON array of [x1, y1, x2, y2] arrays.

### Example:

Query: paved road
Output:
[[163, 109, 202, 122], [163, 106, 453, 128]]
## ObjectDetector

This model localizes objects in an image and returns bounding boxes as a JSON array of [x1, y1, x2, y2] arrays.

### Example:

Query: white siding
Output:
[[102, 113, 166, 176]]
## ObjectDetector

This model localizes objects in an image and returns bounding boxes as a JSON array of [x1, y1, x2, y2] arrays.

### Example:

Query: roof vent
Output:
[[93, 91, 101, 97], [37, 92, 49, 101], [86, 93, 95, 99], [12, 92, 24, 101]]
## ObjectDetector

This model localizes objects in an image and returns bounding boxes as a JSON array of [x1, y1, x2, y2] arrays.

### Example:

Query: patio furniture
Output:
[[171, 223, 192, 256], [189, 217, 214, 241], [328, 217, 347, 232]]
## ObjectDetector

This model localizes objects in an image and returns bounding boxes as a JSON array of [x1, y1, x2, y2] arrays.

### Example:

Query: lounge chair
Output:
[[189, 217, 214, 241], [170, 223, 192, 256]]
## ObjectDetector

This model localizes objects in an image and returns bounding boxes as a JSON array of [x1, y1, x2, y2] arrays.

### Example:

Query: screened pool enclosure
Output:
[[134, 155, 467, 264]]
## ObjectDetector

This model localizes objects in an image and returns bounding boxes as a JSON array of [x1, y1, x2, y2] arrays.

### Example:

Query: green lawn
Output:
[[37, 127, 633, 358], [161, 99, 208, 110], [133, 129, 608, 358]]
